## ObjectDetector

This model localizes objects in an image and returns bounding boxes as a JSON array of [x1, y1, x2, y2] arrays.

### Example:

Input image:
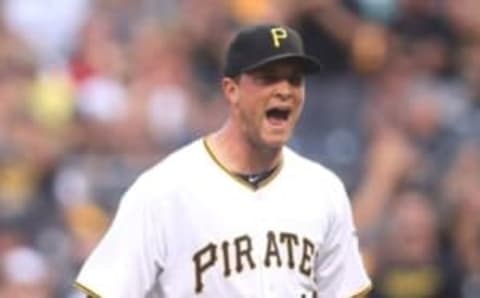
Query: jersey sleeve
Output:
[[314, 179, 371, 298], [75, 173, 166, 298]]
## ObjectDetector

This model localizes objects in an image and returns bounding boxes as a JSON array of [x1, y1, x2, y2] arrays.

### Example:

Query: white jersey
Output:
[[75, 139, 371, 298]]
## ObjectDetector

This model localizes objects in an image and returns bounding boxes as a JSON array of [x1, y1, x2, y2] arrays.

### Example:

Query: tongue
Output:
[[267, 115, 286, 126]]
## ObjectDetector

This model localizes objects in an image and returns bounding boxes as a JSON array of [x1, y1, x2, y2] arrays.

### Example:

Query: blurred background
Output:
[[0, 0, 478, 297]]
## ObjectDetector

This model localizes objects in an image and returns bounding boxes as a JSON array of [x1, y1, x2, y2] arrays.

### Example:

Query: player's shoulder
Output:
[[148, 138, 204, 172], [132, 139, 205, 191], [283, 147, 351, 213], [283, 146, 344, 189]]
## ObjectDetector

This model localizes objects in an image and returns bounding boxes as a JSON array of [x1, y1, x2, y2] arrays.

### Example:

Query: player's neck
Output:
[[207, 123, 282, 175]]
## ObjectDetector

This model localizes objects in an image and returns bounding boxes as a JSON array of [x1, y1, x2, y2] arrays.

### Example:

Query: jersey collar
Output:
[[202, 138, 283, 191]]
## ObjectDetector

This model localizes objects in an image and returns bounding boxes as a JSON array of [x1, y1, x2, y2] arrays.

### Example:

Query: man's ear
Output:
[[222, 77, 240, 105]]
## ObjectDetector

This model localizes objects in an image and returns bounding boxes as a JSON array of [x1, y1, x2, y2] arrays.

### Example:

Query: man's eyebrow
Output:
[[252, 67, 275, 75]]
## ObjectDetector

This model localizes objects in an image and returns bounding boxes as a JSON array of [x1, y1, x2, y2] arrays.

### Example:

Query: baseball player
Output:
[[75, 24, 371, 298]]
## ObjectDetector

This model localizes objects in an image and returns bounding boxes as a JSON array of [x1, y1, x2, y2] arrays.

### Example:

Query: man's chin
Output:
[[259, 134, 290, 150]]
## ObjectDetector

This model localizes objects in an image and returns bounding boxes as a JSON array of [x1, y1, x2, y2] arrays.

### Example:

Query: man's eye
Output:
[[255, 75, 277, 84], [289, 75, 304, 86], [253, 74, 304, 85]]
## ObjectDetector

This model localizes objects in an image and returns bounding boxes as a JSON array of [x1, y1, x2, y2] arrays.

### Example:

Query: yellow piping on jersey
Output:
[[351, 282, 373, 298], [74, 281, 102, 298], [202, 138, 283, 191]]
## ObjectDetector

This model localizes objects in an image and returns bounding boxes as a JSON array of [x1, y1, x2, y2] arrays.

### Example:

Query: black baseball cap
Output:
[[223, 24, 322, 77]]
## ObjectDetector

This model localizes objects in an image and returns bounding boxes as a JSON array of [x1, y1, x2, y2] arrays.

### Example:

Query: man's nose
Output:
[[273, 80, 293, 100]]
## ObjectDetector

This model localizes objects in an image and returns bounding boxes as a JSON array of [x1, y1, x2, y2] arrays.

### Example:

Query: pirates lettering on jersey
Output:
[[193, 231, 316, 294]]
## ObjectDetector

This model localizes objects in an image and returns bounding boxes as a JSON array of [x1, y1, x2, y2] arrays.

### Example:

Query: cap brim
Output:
[[241, 53, 322, 75]]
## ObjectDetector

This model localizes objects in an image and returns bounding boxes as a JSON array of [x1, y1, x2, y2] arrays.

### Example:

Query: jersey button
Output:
[[269, 284, 275, 293]]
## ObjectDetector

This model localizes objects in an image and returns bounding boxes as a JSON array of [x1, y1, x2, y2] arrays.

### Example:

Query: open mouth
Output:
[[265, 107, 291, 125]]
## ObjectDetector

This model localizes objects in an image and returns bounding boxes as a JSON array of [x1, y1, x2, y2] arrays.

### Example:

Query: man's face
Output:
[[224, 59, 306, 150]]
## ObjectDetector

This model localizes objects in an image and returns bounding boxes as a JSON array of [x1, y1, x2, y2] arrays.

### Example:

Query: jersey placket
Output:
[[254, 189, 276, 298]]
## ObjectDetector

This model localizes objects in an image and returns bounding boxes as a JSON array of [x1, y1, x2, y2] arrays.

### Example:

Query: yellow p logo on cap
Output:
[[270, 27, 288, 48]]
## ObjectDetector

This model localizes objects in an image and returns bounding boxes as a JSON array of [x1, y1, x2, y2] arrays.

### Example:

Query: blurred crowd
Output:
[[0, 0, 478, 297]]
